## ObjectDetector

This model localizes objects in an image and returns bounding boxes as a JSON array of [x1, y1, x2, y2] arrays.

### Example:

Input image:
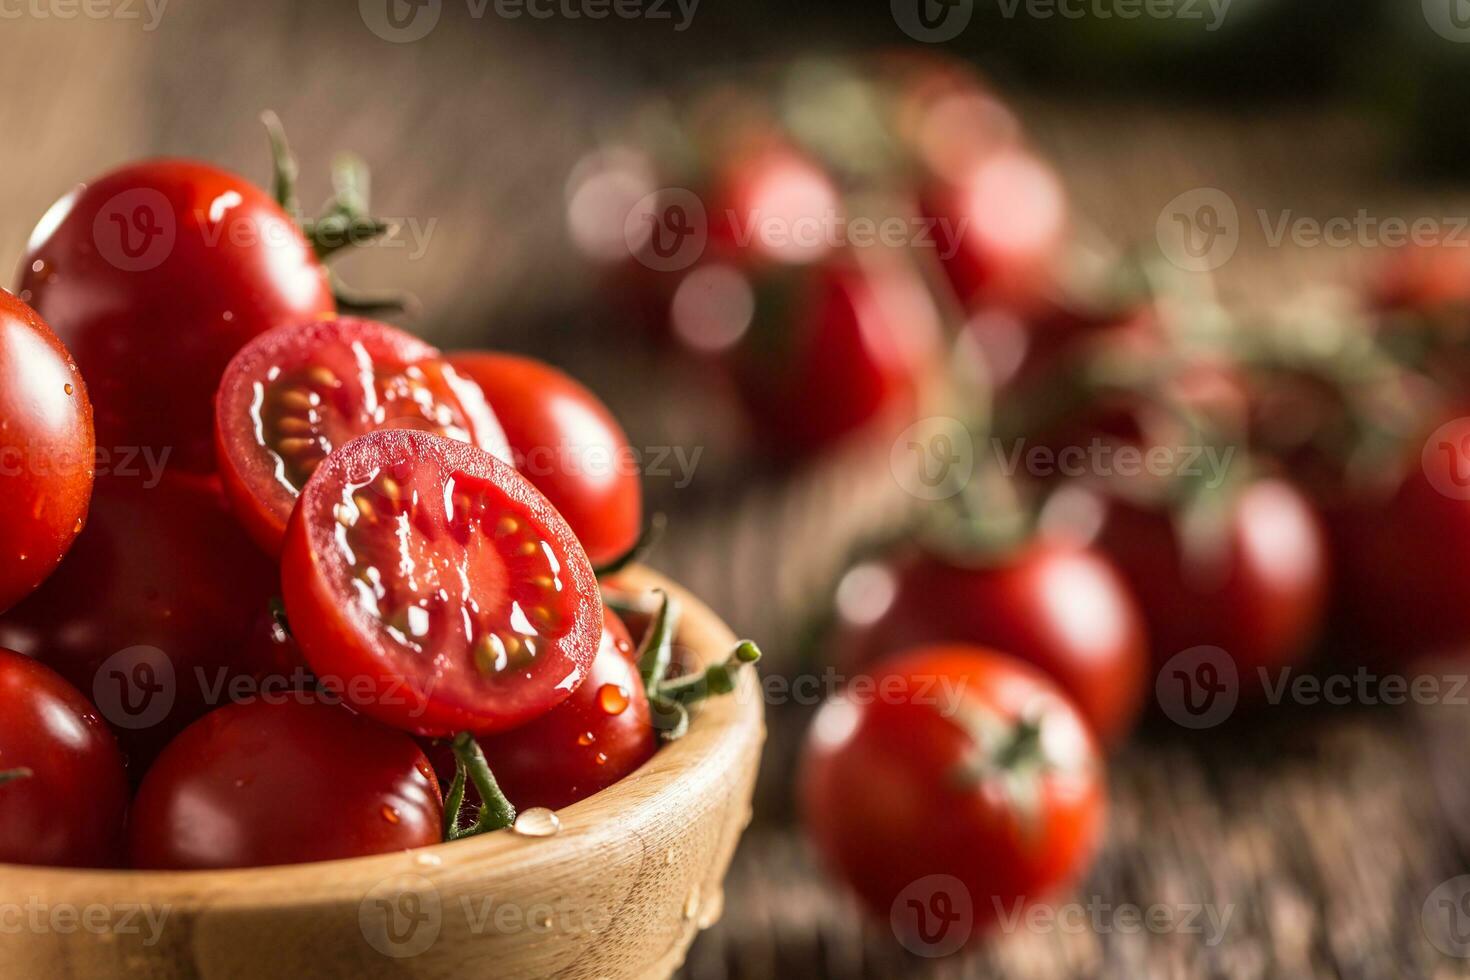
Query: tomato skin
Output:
[[18, 159, 335, 472], [0, 474, 282, 768], [435, 610, 652, 812], [800, 646, 1105, 937], [216, 317, 509, 558], [281, 430, 604, 737], [709, 254, 938, 460], [0, 649, 128, 868], [1077, 479, 1328, 689], [129, 699, 442, 869], [447, 353, 642, 567], [833, 541, 1148, 746], [1326, 462, 1470, 661], [0, 289, 94, 614]]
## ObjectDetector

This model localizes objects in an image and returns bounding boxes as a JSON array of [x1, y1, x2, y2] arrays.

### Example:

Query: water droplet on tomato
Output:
[[63, 383, 74, 396], [381, 805, 401, 824], [594, 752, 608, 766], [597, 684, 630, 716], [512, 807, 561, 838], [577, 731, 595, 747]]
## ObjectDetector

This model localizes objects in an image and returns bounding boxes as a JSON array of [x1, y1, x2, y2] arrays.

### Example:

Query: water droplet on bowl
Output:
[[415, 851, 443, 867], [512, 807, 561, 838]]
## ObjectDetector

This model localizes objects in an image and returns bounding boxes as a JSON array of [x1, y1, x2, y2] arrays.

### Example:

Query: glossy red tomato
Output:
[[217, 317, 509, 557], [281, 430, 603, 736], [0, 474, 283, 767], [130, 699, 442, 869], [1326, 436, 1470, 660], [0, 289, 94, 613], [832, 540, 1148, 746], [434, 610, 652, 812], [18, 159, 336, 471], [801, 646, 1105, 940], [922, 146, 1067, 314], [703, 142, 840, 268], [447, 353, 642, 567], [0, 648, 128, 867], [681, 252, 938, 459], [1058, 479, 1328, 692]]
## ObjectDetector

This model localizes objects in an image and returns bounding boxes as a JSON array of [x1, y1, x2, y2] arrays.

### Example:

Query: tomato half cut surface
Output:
[[281, 430, 603, 736], [216, 317, 510, 556]]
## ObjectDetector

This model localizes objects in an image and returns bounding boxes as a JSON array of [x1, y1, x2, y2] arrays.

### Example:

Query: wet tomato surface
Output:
[[0, 649, 128, 868], [216, 317, 508, 556], [129, 699, 442, 869], [281, 430, 603, 736], [0, 289, 94, 613], [19, 159, 336, 471]]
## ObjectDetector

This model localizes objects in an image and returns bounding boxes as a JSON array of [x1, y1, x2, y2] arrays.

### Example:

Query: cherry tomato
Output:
[[434, 610, 652, 812], [281, 430, 603, 736], [129, 699, 442, 869], [1326, 439, 1470, 661], [703, 142, 840, 268], [800, 646, 1105, 938], [0, 474, 283, 767], [447, 353, 642, 567], [0, 289, 93, 613], [18, 159, 335, 471], [216, 317, 509, 557], [679, 252, 938, 460], [1057, 479, 1328, 692], [0, 648, 128, 868], [922, 146, 1067, 314], [832, 540, 1148, 746]]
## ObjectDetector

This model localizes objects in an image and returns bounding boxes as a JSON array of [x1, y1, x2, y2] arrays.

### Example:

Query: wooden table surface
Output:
[[7, 5, 1470, 977]]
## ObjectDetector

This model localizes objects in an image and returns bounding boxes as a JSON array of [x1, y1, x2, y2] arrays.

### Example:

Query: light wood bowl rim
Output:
[[0, 565, 764, 909]]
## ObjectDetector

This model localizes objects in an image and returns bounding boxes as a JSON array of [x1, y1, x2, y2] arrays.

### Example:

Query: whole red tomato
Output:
[[129, 699, 442, 869], [1059, 478, 1328, 693], [434, 610, 653, 812], [18, 159, 335, 471], [681, 252, 938, 459], [832, 539, 1148, 746], [0, 473, 284, 767], [0, 289, 94, 613], [448, 353, 643, 567], [800, 646, 1105, 942], [281, 430, 603, 737], [1326, 431, 1470, 660], [0, 648, 128, 868]]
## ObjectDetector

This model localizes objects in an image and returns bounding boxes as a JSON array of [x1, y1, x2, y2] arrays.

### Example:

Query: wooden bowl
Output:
[[0, 567, 765, 980]]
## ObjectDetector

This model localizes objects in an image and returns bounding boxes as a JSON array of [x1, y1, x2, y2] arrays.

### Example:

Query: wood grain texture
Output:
[[0, 567, 764, 980]]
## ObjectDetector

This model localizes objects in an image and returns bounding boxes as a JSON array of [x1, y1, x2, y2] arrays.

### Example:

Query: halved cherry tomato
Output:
[[832, 539, 1148, 746], [447, 353, 641, 567], [0, 289, 94, 613], [0, 648, 128, 868], [129, 699, 442, 869], [433, 609, 652, 812], [0, 473, 282, 768], [18, 160, 336, 471], [216, 317, 508, 557], [801, 646, 1105, 939], [281, 430, 603, 736]]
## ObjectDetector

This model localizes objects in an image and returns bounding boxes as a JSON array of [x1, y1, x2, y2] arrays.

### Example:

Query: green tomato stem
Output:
[[445, 733, 516, 840]]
